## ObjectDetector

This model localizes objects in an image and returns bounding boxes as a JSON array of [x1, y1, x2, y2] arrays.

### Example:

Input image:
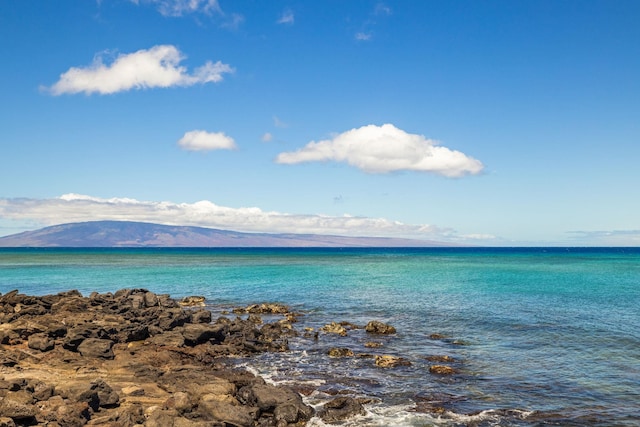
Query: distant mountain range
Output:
[[0, 221, 459, 247]]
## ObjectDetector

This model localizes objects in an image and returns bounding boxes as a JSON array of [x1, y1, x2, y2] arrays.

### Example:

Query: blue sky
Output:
[[1, 0, 639, 245]]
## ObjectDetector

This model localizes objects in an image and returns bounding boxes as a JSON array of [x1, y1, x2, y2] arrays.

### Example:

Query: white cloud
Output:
[[178, 130, 237, 151], [0, 194, 460, 240], [355, 32, 372, 41], [273, 115, 288, 128], [275, 124, 484, 177], [277, 9, 294, 25], [45, 45, 234, 95], [261, 132, 274, 142], [131, 0, 221, 17]]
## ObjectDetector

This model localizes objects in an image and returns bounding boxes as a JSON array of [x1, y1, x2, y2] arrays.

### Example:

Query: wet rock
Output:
[[365, 320, 396, 335], [375, 355, 411, 368], [179, 296, 206, 307], [426, 355, 456, 363], [365, 341, 384, 348], [429, 333, 447, 340], [318, 396, 366, 422], [429, 365, 457, 375], [321, 322, 348, 336], [238, 383, 314, 424], [328, 347, 354, 357], [77, 338, 115, 359]]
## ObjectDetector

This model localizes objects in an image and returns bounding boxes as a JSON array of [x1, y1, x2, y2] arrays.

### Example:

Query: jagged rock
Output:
[[365, 341, 384, 348], [179, 296, 206, 307], [199, 400, 258, 426], [429, 365, 457, 375], [426, 355, 456, 363], [237, 383, 314, 424], [318, 396, 366, 422], [77, 338, 115, 359], [365, 320, 396, 335], [375, 355, 411, 367], [190, 309, 212, 324], [328, 347, 354, 357], [27, 380, 54, 401], [181, 323, 226, 346], [27, 333, 54, 352], [0, 397, 36, 421], [321, 322, 348, 336], [0, 417, 16, 427], [90, 379, 120, 408]]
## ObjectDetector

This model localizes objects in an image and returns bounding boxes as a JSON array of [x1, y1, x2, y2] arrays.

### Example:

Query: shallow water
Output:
[[1, 247, 639, 426]]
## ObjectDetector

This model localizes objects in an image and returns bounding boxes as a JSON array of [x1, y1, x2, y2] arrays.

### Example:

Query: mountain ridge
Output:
[[0, 220, 461, 247]]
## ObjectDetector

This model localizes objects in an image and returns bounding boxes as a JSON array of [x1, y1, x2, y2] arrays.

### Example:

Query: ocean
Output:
[[1, 247, 639, 426]]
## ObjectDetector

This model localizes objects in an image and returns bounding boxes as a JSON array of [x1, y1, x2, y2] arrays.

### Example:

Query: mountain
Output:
[[0, 221, 458, 247]]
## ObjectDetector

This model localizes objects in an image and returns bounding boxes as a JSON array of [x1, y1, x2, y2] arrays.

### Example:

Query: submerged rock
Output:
[[429, 365, 457, 375], [321, 322, 348, 336], [328, 347, 355, 357], [375, 355, 411, 368]]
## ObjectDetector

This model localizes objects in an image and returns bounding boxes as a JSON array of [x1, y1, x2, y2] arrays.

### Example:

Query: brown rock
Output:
[[375, 355, 411, 368], [365, 320, 396, 335], [318, 396, 366, 422], [328, 347, 354, 357], [321, 322, 348, 336], [199, 399, 257, 426], [77, 338, 115, 359], [429, 365, 457, 375]]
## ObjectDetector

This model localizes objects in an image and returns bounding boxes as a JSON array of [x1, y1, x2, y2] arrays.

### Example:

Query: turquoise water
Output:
[[1, 248, 639, 426]]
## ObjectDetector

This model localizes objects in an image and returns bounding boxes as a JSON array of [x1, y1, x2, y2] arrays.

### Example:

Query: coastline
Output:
[[0, 288, 324, 426]]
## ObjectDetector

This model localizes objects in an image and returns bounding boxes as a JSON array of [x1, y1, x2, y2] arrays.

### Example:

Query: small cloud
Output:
[[275, 123, 484, 178], [277, 8, 294, 25], [44, 45, 233, 95], [374, 3, 392, 16], [261, 132, 273, 142], [178, 130, 237, 151], [355, 32, 372, 41], [273, 115, 288, 128], [131, 0, 221, 17], [220, 13, 244, 30]]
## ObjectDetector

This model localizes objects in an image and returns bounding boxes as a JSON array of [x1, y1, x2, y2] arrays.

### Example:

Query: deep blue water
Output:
[[1, 247, 639, 426]]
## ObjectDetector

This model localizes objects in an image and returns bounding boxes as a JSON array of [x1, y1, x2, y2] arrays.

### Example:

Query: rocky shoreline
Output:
[[0, 289, 416, 426]]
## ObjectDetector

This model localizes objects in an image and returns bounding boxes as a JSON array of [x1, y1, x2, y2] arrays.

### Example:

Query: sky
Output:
[[1, 0, 639, 246]]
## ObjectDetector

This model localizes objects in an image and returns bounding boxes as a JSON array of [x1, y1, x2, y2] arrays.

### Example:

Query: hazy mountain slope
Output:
[[0, 221, 457, 247]]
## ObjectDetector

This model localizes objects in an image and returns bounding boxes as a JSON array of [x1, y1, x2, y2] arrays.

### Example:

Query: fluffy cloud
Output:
[[275, 124, 484, 177], [178, 130, 237, 151], [0, 194, 457, 240], [45, 45, 233, 95], [261, 132, 274, 142], [131, 0, 221, 17]]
